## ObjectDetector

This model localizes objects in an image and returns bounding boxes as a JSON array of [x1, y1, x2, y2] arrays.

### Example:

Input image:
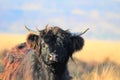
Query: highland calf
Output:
[[3, 25, 88, 80]]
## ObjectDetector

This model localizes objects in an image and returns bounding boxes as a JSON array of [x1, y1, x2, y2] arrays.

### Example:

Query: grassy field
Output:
[[73, 40, 120, 64], [0, 34, 120, 80], [0, 33, 26, 50]]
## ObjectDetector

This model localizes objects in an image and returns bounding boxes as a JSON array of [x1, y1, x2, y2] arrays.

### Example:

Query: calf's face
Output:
[[26, 27, 84, 65]]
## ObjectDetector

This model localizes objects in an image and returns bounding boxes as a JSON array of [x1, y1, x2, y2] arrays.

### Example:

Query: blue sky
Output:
[[0, 0, 120, 40]]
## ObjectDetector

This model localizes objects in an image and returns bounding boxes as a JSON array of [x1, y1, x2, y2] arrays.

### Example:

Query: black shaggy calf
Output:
[[3, 25, 86, 80]]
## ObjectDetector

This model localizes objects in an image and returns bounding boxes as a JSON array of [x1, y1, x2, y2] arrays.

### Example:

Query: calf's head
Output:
[[26, 26, 85, 65]]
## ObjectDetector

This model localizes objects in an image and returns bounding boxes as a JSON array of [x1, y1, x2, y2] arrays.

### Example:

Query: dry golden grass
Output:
[[82, 62, 120, 80], [73, 40, 120, 64], [0, 33, 26, 50]]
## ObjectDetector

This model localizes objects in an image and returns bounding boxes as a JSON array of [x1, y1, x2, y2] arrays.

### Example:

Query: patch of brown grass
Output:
[[82, 62, 120, 80], [68, 59, 120, 80]]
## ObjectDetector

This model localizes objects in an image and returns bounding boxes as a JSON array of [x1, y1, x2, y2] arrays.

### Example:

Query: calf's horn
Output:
[[80, 28, 89, 35], [24, 26, 39, 34], [45, 24, 51, 33]]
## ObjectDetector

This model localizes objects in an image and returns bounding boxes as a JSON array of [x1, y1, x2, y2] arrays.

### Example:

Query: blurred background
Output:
[[0, 0, 120, 40], [0, 0, 120, 79]]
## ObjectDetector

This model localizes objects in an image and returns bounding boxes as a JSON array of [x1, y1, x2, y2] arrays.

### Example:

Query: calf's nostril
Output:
[[49, 54, 53, 61], [48, 53, 58, 62]]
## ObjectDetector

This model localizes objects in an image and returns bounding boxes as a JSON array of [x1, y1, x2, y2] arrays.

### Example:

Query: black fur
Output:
[[3, 26, 84, 80]]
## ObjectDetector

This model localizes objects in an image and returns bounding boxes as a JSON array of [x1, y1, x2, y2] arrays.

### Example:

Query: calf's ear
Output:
[[26, 33, 39, 49], [70, 35, 84, 55]]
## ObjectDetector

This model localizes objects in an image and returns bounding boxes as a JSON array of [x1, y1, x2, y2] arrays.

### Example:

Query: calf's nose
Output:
[[48, 53, 58, 62]]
